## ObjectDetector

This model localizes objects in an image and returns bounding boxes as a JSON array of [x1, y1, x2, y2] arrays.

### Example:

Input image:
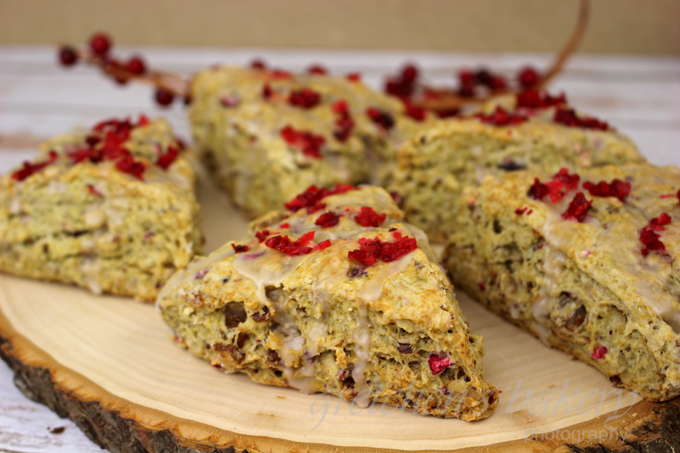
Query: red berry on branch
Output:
[[458, 70, 475, 86], [89, 33, 112, 56], [250, 59, 267, 70], [154, 88, 174, 107], [126, 56, 146, 75], [307, 64, 327, 75], [401, 64, 419, 83], [518, 67, 540, 88], [58, 46, 78, 67]]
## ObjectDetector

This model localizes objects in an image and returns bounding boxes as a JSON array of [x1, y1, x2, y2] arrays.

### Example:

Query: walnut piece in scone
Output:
[[158, 185, 498, 420], [444, 164, 680, 401], [0, 116, 202, 301], [389, 90, 645, 242], [188, 66, 430, 218]]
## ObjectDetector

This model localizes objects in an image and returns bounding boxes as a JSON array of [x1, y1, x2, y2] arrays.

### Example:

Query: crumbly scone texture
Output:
[[188, 66, 429, 218], [444, 164, 680, 401], [158, 185, 498, 420], [0, 117, 202, 301], [388, 94, 645, 242]]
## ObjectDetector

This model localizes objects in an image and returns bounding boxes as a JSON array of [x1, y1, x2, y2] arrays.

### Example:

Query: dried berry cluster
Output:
[[264, 231, 330, 256], [582, 179, 631, 202], [640, 213, 672, 256], [348, 231, 418, 266], [12, 116, 181, 182], [284, 184, 357, 213], [472, 106, 527, 127], [280, 125, 326, 159]]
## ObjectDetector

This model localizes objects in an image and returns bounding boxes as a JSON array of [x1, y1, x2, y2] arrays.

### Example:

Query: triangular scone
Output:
[[189, 66, 431, 218], [0, 116, 201, 301], [158, 185, 498, 420], [445, 164, 680, 401], [388, 89, 645, 242]]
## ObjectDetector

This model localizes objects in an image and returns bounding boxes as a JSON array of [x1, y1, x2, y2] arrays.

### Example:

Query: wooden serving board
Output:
[[0, 172, 678, 453]]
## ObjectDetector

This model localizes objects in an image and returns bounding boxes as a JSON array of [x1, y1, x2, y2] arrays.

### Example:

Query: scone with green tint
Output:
[[389, 89, 645, 242], [158, 185, 498, 420], [188, 65, 431, 218], [0, 116, 202, 301], [444, 164, 680, 401]]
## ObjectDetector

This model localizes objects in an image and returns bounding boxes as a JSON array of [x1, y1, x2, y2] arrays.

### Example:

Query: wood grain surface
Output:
[[0, 47, 679, 453]]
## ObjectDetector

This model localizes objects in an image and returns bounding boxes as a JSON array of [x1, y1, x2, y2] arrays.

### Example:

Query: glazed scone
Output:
[[444, 164, 680, 401], [188, 65, 430, 217], [389, 90, 645, 242], [158, 185, 498, 420], [0, 116, 202, 301]]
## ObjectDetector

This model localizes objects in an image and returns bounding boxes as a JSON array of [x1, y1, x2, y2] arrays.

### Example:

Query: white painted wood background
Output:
[[0, 46, 679, 452]]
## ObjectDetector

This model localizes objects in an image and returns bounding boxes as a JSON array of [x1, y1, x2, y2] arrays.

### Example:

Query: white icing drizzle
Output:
[[232, 250, 306, 304]]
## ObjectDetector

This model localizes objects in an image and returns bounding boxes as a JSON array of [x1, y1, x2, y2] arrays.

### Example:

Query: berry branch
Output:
[[57, 0, 589, 112]]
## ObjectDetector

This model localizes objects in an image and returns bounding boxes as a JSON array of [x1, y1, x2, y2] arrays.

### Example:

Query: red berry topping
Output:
[[554, 108, 610, 131], [86, 184, 103, 197], [288, 88, 321, 109], [265, 232, 315, 256], [115, 154, 146, 180], [232, 244, 249, 253], [270, 69, 292, 79], [332, 100, 354, 142], [250, 59, 267, 70], [89, 33, 112, 55], [126, 56, 146, 75], [154, 88, 175, 107], [313, 240, 332, 251], [284, 184, 357, 212], [315, 211, 341, 228], [458, 70, 475, 86], [490, 75, 507, 91], [457, 84, 475, 98], [255, 230, 271, 243], [401, 64, 419, 83], [402, 100, 427, 122], [354, 206, 386, 227], [58, 46, 78, 67], [348, 231, 418, 266], [280, 125, 325, 159], [428, 354, 451, 375], [137, 115, 151, 127], [516, 90, 567, 109], [11, 151, 58, 181], [562, 192, 592, 222], [262, 83, 273, 100], [591, 346, 608, 360], [307, 64, 327, 75], [156, 145, 180, 170], [473, 106, 528, 127], [515, 207, 528, 215], [518, 67, 540, 88], [582, 179, 631, 202], [640, 219, 667, 256], [528, 168, 580, 203], [366, 108, 395, 131], [346, 72, 361, 82]]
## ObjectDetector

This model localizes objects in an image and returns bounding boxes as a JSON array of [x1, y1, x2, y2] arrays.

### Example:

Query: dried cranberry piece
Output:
[[315, 211, 340, 228], [126, 56, 146, 75], [528, 168, 580, 203], [156, 145, 180, 169], [640, 228, 665, 256], [313, 240, 332, 251], [154, 88, 174, 107], [402, 100, 427, 122], [288, 88, 321, 109], [554, 108, 610, 131], [561, 192, 592, 222], [346, 72, 361, 82], [115, 154, 146, 180], [582, 179, 631, 202], [591, 346, 608, 360], [354, 206, 386, 227], [265, 232, 315, 256], [262, 83, 273, 100], [11, 151, 59, 181], [232, 244, 249, 253], [348, 233, 418, 267], [284, 184, 358, 212], [428, 354, 451, 375], [250, 59, 266, 70], [255, 230, 271, 243], [473, 106, 527, 127], [280, 125, 325, 159], [332, 100, 355, 142], [366, 108, 395, 131]]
